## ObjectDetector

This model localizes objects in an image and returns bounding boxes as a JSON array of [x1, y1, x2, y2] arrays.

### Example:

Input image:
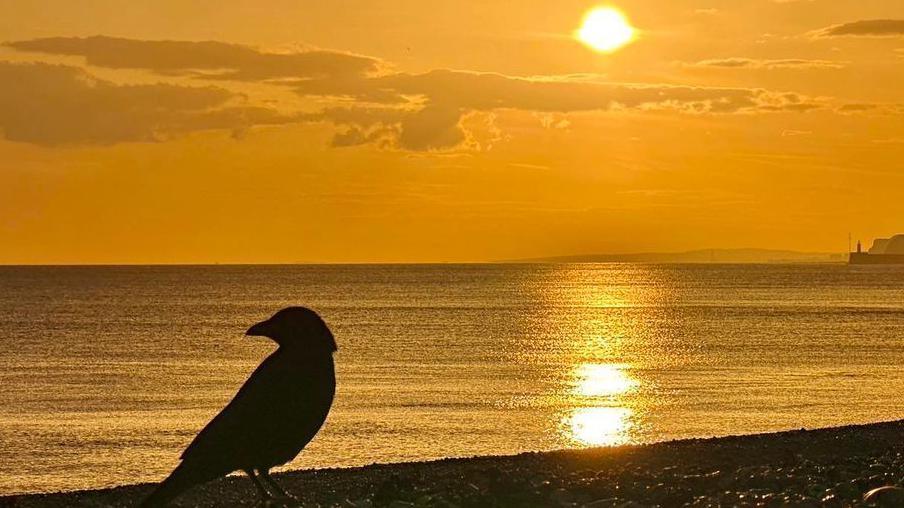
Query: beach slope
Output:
[[2, 420, 902, 507]]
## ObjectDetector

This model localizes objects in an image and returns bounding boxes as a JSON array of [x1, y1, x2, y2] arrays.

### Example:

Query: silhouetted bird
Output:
[[142, 307, 337, 507]]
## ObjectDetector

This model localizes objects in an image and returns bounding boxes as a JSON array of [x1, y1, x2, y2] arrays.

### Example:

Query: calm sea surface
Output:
[[1, 264, 903, 495]]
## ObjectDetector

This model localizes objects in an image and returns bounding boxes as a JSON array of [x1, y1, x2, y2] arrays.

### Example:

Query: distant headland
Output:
[[503, 248, 844, 264]]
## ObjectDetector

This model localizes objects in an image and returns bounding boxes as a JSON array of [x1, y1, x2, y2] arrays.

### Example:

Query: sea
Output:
[[1, 263, 903, 495]]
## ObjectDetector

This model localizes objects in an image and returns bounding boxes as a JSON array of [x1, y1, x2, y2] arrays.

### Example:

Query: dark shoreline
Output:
[[3, 420, 903, 507]]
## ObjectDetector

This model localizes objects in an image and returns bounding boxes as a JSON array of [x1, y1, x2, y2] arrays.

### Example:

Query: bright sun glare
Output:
[[576, 6, 636, 53], [575, 363, 637, 397]]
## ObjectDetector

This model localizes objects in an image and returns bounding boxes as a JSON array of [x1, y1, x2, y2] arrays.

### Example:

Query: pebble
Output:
[[863, 485, 904, 506], [582, 498, 619, 508], [385, 501, 415, 508]]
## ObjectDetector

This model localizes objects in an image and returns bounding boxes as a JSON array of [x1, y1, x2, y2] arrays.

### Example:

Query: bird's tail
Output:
[[140, 463, 197, 508]]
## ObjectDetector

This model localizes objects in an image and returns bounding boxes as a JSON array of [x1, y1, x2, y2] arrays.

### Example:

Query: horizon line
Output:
[[0, 247, 853, 268]]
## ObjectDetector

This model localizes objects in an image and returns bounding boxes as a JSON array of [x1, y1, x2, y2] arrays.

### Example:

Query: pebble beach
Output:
[[3, 420, 902, 507]]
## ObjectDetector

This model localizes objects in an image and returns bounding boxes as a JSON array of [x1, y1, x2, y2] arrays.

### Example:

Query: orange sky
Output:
[[1, 0, 903, 263]]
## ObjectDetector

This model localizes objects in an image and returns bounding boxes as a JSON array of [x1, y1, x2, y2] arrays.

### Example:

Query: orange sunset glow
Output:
[[3, 3, 904, 506], [1, 1, 903, 264]]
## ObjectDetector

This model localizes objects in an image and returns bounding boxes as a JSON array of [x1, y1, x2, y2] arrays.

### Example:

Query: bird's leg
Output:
[[245, 469, 275, 500], [260, 470, 298, 501]]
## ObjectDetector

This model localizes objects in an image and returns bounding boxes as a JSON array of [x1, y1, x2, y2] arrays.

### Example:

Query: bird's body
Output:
[[142, 307, 337, 507], [183, 350, 335, 472]]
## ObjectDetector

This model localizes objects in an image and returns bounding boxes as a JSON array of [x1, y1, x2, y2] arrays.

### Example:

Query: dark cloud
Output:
[[302, 69, 817, 114], [687, 58, 845, 69], [837, 103, 904, 114], [302, 70, 822, 150], [396, 104, 466, 151], [330, 125, 397, 148], [816, 20, 904, 37], [6, 36, 382, 81], [0, 62, 292, 145], [838, 103, 880, 112], [376, 70, 768, 113], [2, 36, 825, 151], [330, 127, 370, 147]]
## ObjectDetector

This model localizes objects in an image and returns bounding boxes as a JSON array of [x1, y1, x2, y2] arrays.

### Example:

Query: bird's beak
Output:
[[245, 320, 270, 338]]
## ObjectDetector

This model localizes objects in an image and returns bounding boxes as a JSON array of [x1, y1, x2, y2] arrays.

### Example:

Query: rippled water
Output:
[[1, 264, 903, 495]]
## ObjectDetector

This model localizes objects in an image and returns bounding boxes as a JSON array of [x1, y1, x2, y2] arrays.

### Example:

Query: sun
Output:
[[576, 6, 636, 53]]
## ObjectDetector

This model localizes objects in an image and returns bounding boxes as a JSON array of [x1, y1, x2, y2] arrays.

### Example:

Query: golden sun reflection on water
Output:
[[539, 266, 662, 448], [563, 363, 638, 446], [575, 363, 638, 397], [569, 406, 633, 446]]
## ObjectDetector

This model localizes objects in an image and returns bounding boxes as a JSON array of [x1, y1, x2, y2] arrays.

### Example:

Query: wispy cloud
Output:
[[836, 103, 904, 114], [684, 58, 846, 69], [814, 20, 904, 38], [781, 130, 812, 137]]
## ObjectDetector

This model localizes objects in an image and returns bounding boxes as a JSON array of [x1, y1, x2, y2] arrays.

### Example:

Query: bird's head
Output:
[[245, 307, 337, 353]]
